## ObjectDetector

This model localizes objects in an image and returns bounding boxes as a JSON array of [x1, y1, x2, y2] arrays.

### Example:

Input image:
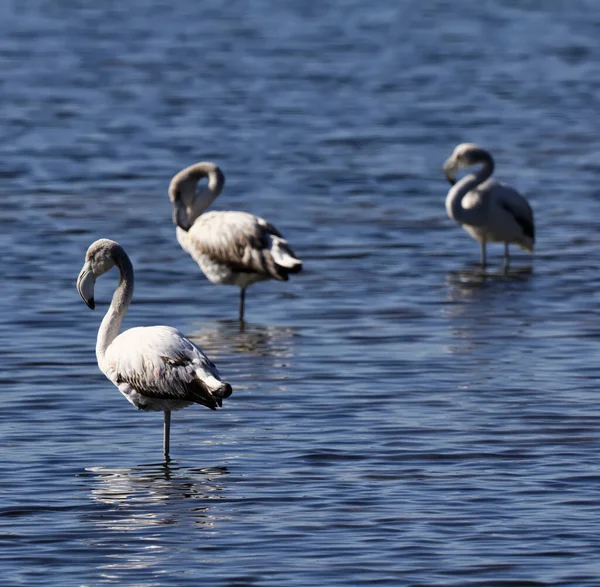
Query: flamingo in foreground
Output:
[[77, 238, 232, 461], [168, 162, 302, 321], [443, 143, 535, 268]]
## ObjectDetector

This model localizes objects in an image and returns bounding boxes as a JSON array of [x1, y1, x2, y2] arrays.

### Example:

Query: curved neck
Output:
[[187, 164, 225, 225], [96, 252, 134, 366], [445, 154, 494, 225]]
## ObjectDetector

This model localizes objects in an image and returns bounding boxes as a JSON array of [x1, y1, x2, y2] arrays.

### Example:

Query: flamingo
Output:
[[169, 162, 302, 321], [77, 238, 232, 461], [443, 143, 534, 267]]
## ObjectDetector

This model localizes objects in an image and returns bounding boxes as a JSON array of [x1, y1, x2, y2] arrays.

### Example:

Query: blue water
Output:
[[3, 1, 600, 585]]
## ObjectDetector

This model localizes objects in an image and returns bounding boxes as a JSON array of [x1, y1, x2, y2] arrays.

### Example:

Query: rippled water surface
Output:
[[3, 1, 600, 585]]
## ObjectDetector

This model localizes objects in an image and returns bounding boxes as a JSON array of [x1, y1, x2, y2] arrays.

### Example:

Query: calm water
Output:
[[3, 0, 600, 585]]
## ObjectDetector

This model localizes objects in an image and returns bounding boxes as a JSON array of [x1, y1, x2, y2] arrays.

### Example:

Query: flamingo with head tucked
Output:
[[168, 162, 302, 321], [443, 143, 534, 268]]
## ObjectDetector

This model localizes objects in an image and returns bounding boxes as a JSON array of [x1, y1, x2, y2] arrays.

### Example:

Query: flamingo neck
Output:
[[445, 155, 494, 226], [187, 164, 225, 225], [96, 252, 134, 368]]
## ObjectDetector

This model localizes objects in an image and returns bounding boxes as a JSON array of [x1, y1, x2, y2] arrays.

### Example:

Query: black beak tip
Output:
[[87, 298, 95, 310], [172, 212, 190, 231], [443, 170, 457, 186]]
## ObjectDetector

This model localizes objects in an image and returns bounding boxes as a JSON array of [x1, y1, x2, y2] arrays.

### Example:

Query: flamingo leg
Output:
[[239, 288, 246, 322], [504, 243, 510, 269], [164, 410, 171, 462], [480, 240, 487, 268]]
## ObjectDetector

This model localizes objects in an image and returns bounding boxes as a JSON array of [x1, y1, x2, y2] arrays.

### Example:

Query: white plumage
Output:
[[443, 143, 535, 267], [77, 238, 232, 461], [169, 162, 302, 320], [105, 326, 227, 413]]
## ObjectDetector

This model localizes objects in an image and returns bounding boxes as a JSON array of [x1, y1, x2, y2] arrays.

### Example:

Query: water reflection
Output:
[[444, 266, 534, 304], [442, 266, 534, 357], [187, 320, 297, 361], [80, 462, 229, 530]]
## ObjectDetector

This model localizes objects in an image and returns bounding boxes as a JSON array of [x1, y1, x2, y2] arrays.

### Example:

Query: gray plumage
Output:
[[169, 162, 302, 320], [443, 143, 535, 268]]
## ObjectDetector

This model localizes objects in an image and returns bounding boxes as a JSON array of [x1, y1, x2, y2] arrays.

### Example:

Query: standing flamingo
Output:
[[169, 162, 302, 321], [443, 143, 534, 267], [77, 238, 232, 461]]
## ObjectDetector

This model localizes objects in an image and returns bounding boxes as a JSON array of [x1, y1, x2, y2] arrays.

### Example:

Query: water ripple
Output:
[[3, 0, 600, 585]]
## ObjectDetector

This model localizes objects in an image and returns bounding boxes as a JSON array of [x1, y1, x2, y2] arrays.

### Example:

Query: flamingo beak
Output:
[[77, 261, 96, 310], [443, 158, 458, 186], [173, 202, 191, 231]]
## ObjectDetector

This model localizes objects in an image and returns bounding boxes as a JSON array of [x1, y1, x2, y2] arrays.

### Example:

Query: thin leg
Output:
[[239, 288, 246, 322], [504, 242, 510, 269], [480, 240, 487, 268], [164, 410, 171, 462]]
